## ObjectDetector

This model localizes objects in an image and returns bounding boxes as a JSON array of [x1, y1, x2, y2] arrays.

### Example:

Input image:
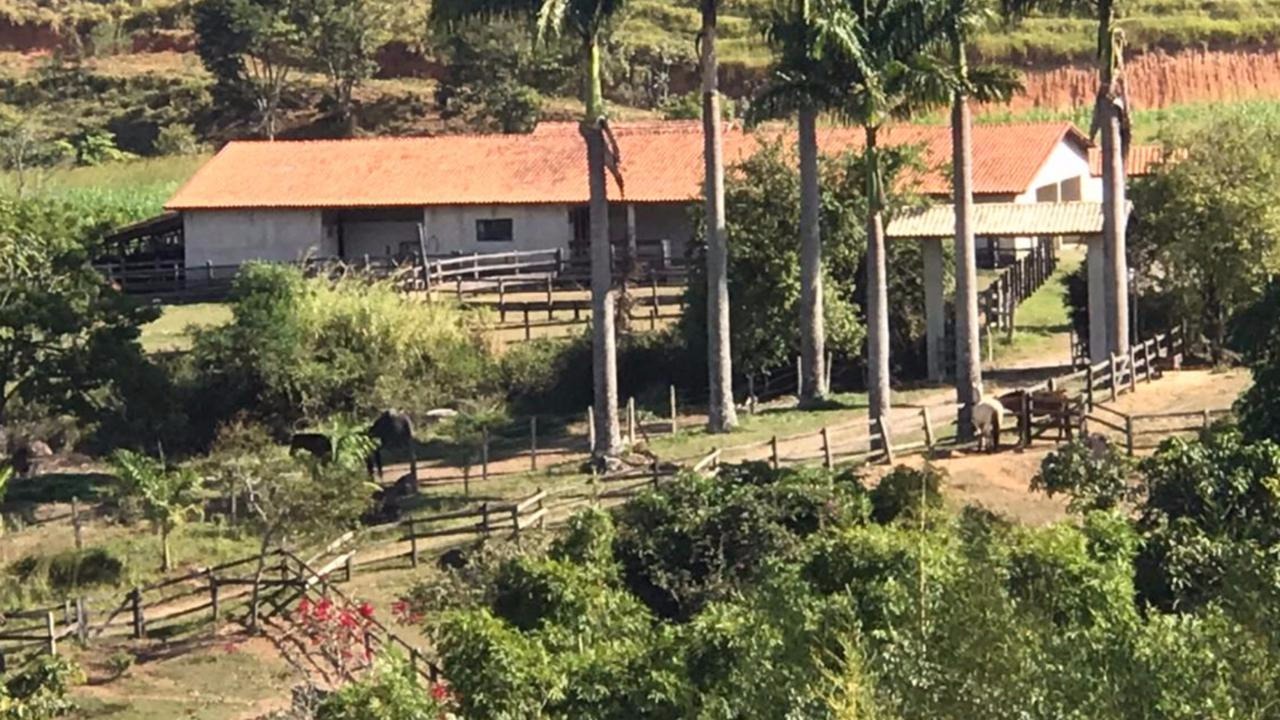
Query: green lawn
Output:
[[140, 303, 232, 353], [982, 248, 1080, 367]]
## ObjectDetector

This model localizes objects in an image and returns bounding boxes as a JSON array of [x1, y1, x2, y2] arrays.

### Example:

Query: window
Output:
[[476, 218, 514, 243]]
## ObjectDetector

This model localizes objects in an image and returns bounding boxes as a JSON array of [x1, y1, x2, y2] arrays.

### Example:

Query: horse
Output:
[[972, 396, 1006, 453], [369, 410, 418, 492]]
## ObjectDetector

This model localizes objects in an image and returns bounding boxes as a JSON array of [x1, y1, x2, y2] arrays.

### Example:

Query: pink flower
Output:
[[357, 602, 375, 619]]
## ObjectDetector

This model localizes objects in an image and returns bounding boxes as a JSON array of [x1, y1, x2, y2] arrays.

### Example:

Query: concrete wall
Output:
[[342, 221, 421, 259], [421, 205, 572, 255], [183, 209, 328, 267], [1019, 141, 1096, 204]]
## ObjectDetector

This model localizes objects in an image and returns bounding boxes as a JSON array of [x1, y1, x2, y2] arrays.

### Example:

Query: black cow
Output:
[[288, 432, 333, 461], [369, 410, 418, 492]]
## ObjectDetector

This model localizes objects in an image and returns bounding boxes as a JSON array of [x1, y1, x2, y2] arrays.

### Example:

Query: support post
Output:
[[921, 407, 935, 452], [523, 308, 531, 341], [498, 279, 506, 322], [627, 397, 636, 446], [1109, 354, 1119, 402], [46, 611, 56, 655], [821, 427, 833, 470], [530, 417, 539, 471], [76, 598, 87, 643], [770, 436, 779, 470], [71, 496, 82, 550], [879, 417, 896, 465], [131, 588, 144, 639], [410, 520, 419, 568], [587, 406, 596, 452], [546, 275, 554, 320], [1125, 416, 1135, 456], [669, 386, 678, 437], [1087, 235, 1108, 364]]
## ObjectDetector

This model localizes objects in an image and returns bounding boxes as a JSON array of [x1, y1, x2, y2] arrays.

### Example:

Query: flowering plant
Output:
[[294, 596, 378, 679]]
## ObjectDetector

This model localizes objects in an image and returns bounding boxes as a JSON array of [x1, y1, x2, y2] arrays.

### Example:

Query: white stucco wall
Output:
[[1017, 141, 1096, 204], [420, 205, 572, 255], [183, 209, 328, 268]]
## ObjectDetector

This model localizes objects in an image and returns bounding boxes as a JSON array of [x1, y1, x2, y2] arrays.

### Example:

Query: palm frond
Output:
[[966, 64, 1022, 103]]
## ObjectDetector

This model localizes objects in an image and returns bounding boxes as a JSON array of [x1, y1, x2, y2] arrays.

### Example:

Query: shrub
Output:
[[869, 464, 945, 524], [1031, 438, 1136, 513], [152, 123, 202, 156], [11, 548, 124, 591], [314, 652, 454, 720]]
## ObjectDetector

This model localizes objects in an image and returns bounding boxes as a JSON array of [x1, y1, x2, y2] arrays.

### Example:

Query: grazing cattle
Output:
[[288, 433, 333, 461], [972, 397, 1005, 452], [10, 440, 53, 478], [369, 410, 418, 492]]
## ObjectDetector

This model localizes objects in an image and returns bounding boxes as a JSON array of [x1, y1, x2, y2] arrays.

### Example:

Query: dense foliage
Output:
[[682, 141, 943, 380], [187, 264, 494, 439], [398, 438, 1280, 719], [0, 656, 84, 720]]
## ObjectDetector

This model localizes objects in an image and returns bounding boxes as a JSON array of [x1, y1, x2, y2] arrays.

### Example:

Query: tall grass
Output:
[[0, 155, 207, 222]]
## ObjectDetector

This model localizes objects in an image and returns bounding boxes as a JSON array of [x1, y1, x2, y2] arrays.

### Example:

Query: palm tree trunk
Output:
[[583, 38, 621, 456], [798, 105, 826, 403], [865, 125, 891, 429], [702, 0, 737, 433], [1100, 101, 1129, 356], [951, 87, 982, 440]]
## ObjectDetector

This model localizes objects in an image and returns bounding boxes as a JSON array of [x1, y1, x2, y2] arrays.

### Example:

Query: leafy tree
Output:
[[208, 420, 374, 629], [297, 0, 389, 134], [0, 105, 67, 197], [193, 0, 305, 139], [1129, 112, 1280, 359], [432, 0, 629, 457], [109, 450, 204, 571], [0, 199, 158, 428], [1233, 280, 1280, 443], [1031, 437, 1136, 513], [432, 23, 566, 133], [314, 653, 453, 719]]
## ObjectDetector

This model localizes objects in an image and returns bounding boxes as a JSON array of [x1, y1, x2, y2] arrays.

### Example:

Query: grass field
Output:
[[140, 303, 232, 353]]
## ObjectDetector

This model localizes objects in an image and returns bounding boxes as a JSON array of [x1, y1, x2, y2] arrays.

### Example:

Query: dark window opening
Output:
[[477, 218, 514, 243]]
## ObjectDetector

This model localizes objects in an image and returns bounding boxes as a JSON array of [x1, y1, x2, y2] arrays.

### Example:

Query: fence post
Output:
[[481, 428, 490, 482], [1109, 354, 1119, 402], [455, 276, 463, 300], [409, 520, 419, 568], [511, 506, 521, 540], [530, 417, 539, 471], [344, 555, 354, 583], [46, 611, 56, 656], [821, 427, 833, 470], [825, 351, 833, 395], [747, 376, 757, 415], [879, 417, 896, 465], [497, 280, 507, 323], [71, 496, 83, 550], [1128, 346, 1138, 392], [1203, 408, 1211, 430], [627, 397, 636, 446], [587, 406, 596, 452], [1086, 365, 1095, 410], [1125, 416, 1135, 456], [770, 436, 779, 470], [921, 407, 935, 452], [1020, 391, 1032, 448], [209, 570, 220, 625], [669, 386, 678, 437], [796, 355, 803, 398], [523, 308, 531, 341], [131, 588, 143, 639], [546, 275, 555, 320], [1143, 340, 1154, 383], [651, 459, 661, 488], [472, 252, 480, 280], [481, 504, 491, 537], [76, 598, 87, 644]]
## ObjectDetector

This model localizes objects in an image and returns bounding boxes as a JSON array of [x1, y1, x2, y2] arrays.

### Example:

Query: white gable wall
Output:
[[1017, 140, 1098, 204], [183, 209, 329, 268]]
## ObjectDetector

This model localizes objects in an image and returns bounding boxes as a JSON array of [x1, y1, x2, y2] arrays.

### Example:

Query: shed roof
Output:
[[166, 121, 1091, 211], [886, 201, 1116, 239]]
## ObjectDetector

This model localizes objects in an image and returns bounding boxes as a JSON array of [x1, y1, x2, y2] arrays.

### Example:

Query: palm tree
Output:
[[754, 0, 861, 405], [943, 0, 1021, 439], [431, 0, 625, 456], [701, 0, 738, 432], [1001, 0, 1131, 356], [838, 0, 965, 431]]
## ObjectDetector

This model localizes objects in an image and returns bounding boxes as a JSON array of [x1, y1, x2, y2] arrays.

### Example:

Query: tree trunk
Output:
[[865, 126, 891, 430], [951, 61, 982, 441], [798, 105, 826, 403], [1100, 100, 1130, 356], [583, 38, 621, 457], [702, 0, 738, 433]]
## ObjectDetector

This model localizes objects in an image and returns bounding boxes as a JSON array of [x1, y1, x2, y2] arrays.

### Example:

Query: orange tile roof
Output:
[[166, 121, 1090, 210], [1088, 144, 1165, 177]]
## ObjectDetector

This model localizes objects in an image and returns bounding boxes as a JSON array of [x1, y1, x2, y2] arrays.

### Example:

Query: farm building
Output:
[[161, 120, 1131, 271]]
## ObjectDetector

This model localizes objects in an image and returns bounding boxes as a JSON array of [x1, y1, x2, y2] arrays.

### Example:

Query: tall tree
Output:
[[1002, 0, 1131, 356], [109, 450, 204, 571], [701, 0, 738, 432], [432, 0, 626, 457], [944, 0, 1020, 439], [839, 0, 960, 430], [754, 0, 861, 404], [297, 0, 389, 135]]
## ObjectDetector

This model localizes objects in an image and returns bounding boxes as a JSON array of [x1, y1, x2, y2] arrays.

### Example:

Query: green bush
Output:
[[10, 548, 125, 591], [1031, 438, 1136, 513], [869, 464, 945, 524]]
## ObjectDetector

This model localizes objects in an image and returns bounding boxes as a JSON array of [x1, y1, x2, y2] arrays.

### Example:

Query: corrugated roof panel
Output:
[[886, 201, 1115, 238]]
